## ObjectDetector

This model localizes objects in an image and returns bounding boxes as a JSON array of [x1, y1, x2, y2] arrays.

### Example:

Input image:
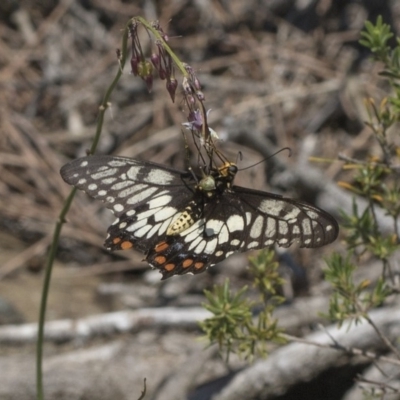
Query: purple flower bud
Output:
[[130, 56, 139, 76], [182, 77, 192, 95], [193, 77, 201, 91], [184, 63, 193, 75], [150, 53, 160, 70], [166, 78, 178, 102], [196, 91, 205, 101]]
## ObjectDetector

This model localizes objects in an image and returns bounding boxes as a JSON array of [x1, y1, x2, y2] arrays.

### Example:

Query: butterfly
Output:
[[60, 155, 338, 279]]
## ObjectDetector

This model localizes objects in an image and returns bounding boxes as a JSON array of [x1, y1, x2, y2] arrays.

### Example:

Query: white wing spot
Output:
[[265, 217, 276, 237], [226, 251, 236, 258], [304, 238, 312, 245], [250, 215, 264, 239], [119, 222, 127, 229], [136, 208, 159, 220], [245, 212, 252, 225], [159, 217, 174, 235], [264, 239, 274, 246], [126, 166, 142, 180], [215, 250, 224, 257], [218, 225, 229, 244], [106, 196, 115, 203], [226, 215, 244, 232], [326, 225, 333, 231], [111, 181, 133, 191], [111, 218, 120, 226], [113, 204, 124, 213], [98, 190, 107, 196], [80, 161, 88, 167], [126, 218, 148, 232], [204, 238, 218, 254], [278, 221, 288, 235], [194, 240, 207, 254], [148, 195, 172, 209], [145, 169, 174, 184], [230, 239, 240, 246], [109, 159, 133, 167], [278, 238, 288, 245], [259, 199, 281, 216], [154, 206, 178, 222], [91, 168, 118, 180], [146, 223, 162, 239], [135, 224, 152, 238], [283, 209, 301, 220], [188, 236, 203, 250], [118, 185, 145, 198], [101, 177, 117, 185], [306, 210, 319, 219], [185, 227, 205, 244], [78, 178, 87, 185], [88, 183, 97, 191], [205, 219, 224, 236], [302, 219, 312, 235], [126, 187, 158, 205], [247, 241, 259, 249], [126, 210, 135, 216], [73, 173, 79, 178]]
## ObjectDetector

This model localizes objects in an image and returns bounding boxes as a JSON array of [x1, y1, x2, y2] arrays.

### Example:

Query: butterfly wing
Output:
[[60, 155, 198, 253], [147, 186, 338, 279]]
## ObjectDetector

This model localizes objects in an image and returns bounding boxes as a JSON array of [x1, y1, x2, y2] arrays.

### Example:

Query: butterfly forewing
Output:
[[60, 156, 198, 253], [232, 186, 339, 248]]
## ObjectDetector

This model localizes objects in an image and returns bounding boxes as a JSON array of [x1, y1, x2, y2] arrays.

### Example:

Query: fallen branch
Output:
[[0, 307, 212, 344]]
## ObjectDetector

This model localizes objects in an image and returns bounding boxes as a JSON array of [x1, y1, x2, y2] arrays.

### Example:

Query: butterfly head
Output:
[[216, 162, 237, 188]]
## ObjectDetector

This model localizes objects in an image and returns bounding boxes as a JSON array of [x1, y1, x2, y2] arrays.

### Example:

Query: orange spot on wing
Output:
[[121, 241, 133, 250], [164, 263, 175, 271], [155, 241, 169, 252], [113, 237, 122, 244], [154, 255, 167, 265], [182, 259, 193, 268], [194, 262, 204, 269]]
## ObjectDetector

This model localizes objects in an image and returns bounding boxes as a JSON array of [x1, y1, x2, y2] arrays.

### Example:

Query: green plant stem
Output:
[[36, 20, 131, 400], [36, 187, 76, 399]]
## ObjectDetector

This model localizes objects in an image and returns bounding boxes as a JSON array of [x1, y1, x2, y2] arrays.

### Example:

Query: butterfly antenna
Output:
[[237, 147, 292, 171]]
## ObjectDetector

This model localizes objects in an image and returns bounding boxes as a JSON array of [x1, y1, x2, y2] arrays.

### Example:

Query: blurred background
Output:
[[0, 1, 399, 399]]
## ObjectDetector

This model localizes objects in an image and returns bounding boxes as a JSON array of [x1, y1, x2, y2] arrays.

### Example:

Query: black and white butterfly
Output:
[[60, 155, 338, 279]]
